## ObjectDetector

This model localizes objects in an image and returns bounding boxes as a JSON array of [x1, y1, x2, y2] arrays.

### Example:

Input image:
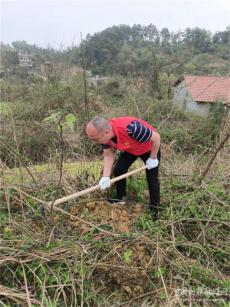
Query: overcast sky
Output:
[[1, 0, 230, 49]]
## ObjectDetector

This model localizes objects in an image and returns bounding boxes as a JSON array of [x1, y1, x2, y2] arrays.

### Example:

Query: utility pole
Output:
[[80, 32, 89, 119]]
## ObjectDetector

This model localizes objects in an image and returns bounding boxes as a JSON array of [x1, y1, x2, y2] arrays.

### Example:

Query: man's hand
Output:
[[146, 158, 159, 170], [99, 177, 111, 190]]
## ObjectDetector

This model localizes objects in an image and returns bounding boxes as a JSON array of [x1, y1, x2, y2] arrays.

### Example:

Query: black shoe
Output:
[[151, 211, 158, 221], [149, 203, 159, 221], [149, 203, 159, 211], [107, 198, 126, 205]]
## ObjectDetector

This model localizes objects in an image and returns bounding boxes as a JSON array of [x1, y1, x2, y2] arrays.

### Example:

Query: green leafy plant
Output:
[[123, 249, 133, 264]]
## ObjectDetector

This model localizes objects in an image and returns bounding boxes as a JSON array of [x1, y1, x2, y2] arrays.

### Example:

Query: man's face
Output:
[[86, 125, 111, 144]]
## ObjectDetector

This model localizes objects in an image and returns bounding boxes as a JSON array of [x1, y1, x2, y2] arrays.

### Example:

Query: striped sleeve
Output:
[[126, 120, 153, 142]]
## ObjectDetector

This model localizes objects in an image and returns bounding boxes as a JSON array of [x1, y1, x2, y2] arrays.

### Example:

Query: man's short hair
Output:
[[89, 116, 110, 133]]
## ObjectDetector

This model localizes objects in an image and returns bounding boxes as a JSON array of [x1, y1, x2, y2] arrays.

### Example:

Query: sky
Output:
[[1, 0, 230, 49]]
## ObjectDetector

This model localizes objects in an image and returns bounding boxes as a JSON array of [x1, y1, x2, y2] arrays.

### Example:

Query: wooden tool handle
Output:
[[47, 165, 147, 207]]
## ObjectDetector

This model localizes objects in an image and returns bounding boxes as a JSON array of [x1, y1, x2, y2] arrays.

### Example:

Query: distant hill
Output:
[[1, 25, 230, 78]]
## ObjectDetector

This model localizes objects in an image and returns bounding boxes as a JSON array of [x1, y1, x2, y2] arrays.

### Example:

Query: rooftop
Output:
[[175, 75, 230, 104]]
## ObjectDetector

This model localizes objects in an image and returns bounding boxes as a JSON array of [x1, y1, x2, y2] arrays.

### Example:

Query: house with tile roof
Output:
[[173, 75, 230, 116]]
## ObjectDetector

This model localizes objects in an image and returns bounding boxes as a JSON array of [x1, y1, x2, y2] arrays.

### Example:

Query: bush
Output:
[[1, 122, 59, 166]]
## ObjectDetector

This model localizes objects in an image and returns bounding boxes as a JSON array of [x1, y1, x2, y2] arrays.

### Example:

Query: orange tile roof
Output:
[[183, 75, 230, 103]]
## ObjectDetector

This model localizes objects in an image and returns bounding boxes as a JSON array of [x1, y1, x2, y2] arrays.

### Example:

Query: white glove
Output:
[[99, 177, 111, 190], [146, 158, 159, 170]]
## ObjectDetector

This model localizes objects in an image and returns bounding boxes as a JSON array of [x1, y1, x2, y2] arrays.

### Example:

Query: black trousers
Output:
[[113, 150, 161, 213]]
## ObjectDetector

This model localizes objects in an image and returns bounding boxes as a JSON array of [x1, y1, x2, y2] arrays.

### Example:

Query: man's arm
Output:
[[149, 132, 160, 159], [145, 132, 160, 170], [102, 147, 116, 177]]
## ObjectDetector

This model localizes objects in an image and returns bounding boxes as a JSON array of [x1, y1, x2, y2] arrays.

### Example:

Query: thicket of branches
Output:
[[1, 72, 228, 168]]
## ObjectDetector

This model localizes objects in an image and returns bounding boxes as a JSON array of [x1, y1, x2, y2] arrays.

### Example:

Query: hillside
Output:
[[0, 24, 230, 306]]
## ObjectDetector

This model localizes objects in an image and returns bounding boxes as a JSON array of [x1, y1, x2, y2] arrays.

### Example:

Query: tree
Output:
[[160, 28, 170, 46], [182, 27, 212, 52], [145, 24, 160, 44], [1, 45, 19, 68], [213, 26, 230, 44]]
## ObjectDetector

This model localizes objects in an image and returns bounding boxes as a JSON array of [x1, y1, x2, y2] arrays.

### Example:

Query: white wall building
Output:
[[173, 75, 230, 116]]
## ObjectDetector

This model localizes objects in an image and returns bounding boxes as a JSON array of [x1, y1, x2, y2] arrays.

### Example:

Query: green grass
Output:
[[1, 176, 229, 306], [3, 161, 104, 184], [3, 159, 143, 185], [0, 101, 12, 115]]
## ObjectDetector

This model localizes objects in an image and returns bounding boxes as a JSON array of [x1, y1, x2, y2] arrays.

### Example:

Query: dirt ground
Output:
[[69, 201, 157, 299], [69, 200, 144, 233]]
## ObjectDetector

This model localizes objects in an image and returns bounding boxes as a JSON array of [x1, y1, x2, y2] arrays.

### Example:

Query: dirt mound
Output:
[[68, 201, 158, 299], [70, 201, 143, 233], [96, 240, 154, 298]]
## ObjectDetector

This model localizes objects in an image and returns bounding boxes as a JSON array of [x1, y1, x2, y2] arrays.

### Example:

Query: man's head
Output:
[[86, 116, 114, 144]]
